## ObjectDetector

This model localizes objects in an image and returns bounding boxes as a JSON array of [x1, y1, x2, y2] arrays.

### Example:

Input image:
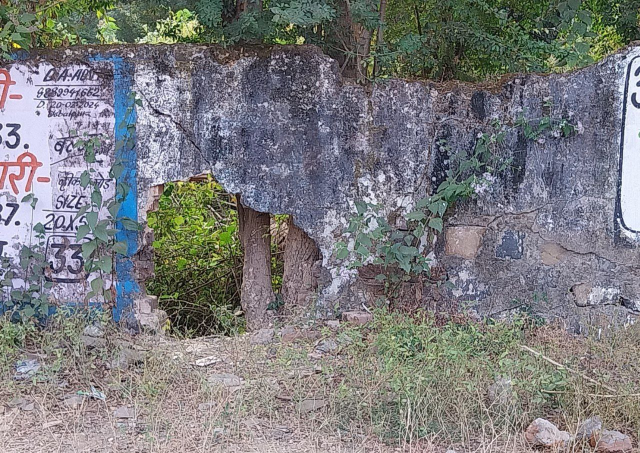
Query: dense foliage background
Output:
[[2, 0, 639, 80]]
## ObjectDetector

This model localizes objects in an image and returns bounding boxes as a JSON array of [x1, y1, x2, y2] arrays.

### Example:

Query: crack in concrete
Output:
[[138, 91, 214, 169]]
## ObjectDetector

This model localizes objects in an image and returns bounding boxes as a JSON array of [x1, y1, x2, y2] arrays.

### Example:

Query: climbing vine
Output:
[[335, 115, 576, 302]]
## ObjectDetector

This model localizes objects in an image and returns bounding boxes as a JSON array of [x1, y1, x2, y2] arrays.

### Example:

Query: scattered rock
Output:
[[208, 373, 244, 390], [251, 328, 275, 345], [9, 397, 35, 412], [42, 420, 63, 429], [113, 406, 135, 419], [307, 352, 323, 360], [136, 306, 168, 335], [487, 376, 514, 406], [314, 338, 338, 354], [591, 430, 632, 453], [576, 416, 603, 441], [14, 359, 40, 380], [198, 402, 217, 412], [194, 356, 222, 367], [325, 320, 340, 330], [62, 394, 85, 409], [279, 326, 299, 343], [81, 335, 107, 349], [298, 398, 327, 413], [341, 311, 373, 325], [108, 348, 146, 371], [524, 418, 571, 448], [279, 326, 321, 343], [83, 324, 104, 338]]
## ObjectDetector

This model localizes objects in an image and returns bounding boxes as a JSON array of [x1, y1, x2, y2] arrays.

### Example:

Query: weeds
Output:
[[2, 310, 640, 451]]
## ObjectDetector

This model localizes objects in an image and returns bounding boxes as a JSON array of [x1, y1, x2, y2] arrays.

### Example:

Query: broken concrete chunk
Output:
[[524, 418, 571, 448], [314, 338, 338, 354], [194, 356, 222, 367], [14, 359, 41, 381], [83, 324, 105, 338], [250, 328, 275, 345], [113, 406, 135, 419], [576, 416, 603, 440], [591, 430, 633, 453], [341, 311, 373, 325], [208, 373, 244, 390], [298, 398, 327, 413]]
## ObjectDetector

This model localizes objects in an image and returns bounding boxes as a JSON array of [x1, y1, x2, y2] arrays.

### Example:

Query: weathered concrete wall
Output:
[[2, 44, 639, 329]]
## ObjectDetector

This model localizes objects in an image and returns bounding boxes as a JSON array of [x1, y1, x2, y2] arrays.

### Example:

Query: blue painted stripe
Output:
[[91, 54, 140, 324]]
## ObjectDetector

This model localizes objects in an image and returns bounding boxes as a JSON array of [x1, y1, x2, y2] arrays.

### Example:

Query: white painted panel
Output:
[[620, 56, 640, 233]]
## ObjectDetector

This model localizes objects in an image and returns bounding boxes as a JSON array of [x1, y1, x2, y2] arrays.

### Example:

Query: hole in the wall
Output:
[[142, 174, 321, 336]]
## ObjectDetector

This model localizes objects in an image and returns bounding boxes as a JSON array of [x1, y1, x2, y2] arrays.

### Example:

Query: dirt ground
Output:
[[3, 315, 638, 453], [0, 327, 533, 453]]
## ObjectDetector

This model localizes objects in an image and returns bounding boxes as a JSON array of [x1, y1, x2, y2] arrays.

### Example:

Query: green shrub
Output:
[[147, 177, 244, 337]]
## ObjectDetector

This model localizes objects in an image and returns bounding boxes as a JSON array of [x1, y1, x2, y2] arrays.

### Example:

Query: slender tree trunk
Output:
[[373, 0, 387, 77], [237, 196, 274, 330], [281, 217, 320, 307]]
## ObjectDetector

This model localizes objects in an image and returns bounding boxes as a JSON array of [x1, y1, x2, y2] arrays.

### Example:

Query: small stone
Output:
[[42, 420, 63, 429], [525, 418, 571, 448], [9, 397, 35, 412], [113, 406, 135, 419], [194, 356, 222, 367], [591, 430, 632, 453], [21, 402, 35, 412], [63, 395, 85, 409], [487, 377, 514, 406], [341, 311, 373, 325], [314, 338, 338, 354], [208, 373, 244, 389], [14, 359, 40, 380], [250, 328, 274, 345], [576, 416, 603, 440], [213, 427, 225, 436], [307, 352, 323, 360], [83, 324, 104, 338], [198, 402, 216, 412], [279, 326, 299, 343], [325, 320, 340, 330], [298, 398, 327, 413], [81, 335, 107, 349], [109, 348, 145, 370]]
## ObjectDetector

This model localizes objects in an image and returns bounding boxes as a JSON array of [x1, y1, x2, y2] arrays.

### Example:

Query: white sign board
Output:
[[620, 56, 640, 234], [0, 63, 115, 302]]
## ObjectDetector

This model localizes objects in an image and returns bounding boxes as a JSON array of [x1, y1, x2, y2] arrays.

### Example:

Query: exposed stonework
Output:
[[4, 43, 640, 329], [445, 226, 486, 260]]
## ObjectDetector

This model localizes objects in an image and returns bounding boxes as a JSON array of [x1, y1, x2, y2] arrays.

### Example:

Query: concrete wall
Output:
[[1, 44, 639, 330]]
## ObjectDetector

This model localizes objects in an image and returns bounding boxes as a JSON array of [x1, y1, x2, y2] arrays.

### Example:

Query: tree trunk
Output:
[[373, 0, 387, 77], [281, 217, 320, 307], [335, 0, 373, 83], [237, 196, 274, 330], [236, 0, 262, 16]]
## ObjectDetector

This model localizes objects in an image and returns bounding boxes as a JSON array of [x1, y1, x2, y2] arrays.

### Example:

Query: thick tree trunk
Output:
[[237, 196, 274, 330], [236, 0, 262, 16], [281, 217, 320, 307]]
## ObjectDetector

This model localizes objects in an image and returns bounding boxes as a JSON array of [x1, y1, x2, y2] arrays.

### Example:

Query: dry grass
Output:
[[1, 311, 640, 452]]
